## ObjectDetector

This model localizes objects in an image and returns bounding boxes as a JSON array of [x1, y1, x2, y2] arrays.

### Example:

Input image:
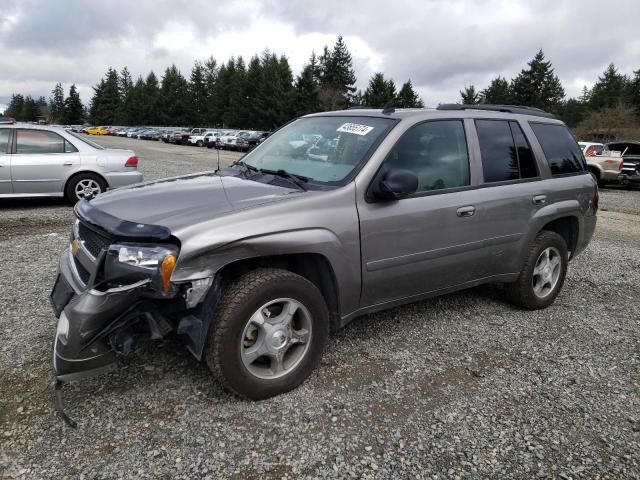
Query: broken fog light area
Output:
[[185, 277, 214, 309]]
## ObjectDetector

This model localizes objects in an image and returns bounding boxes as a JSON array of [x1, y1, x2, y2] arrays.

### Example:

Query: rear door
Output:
[[466, 119, 544, 277], [10, 128, 80, 194], [0, 128, 12, 194]]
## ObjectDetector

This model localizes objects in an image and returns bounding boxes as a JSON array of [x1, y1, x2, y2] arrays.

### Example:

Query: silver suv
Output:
[[51, 105, 597, 402]]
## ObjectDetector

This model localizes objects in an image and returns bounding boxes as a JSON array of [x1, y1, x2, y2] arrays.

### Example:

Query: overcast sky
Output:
[[1, 0, 639, 113]]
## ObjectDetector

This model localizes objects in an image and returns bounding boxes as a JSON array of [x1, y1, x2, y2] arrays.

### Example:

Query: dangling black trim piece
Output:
[[54, 380, 77, 429]]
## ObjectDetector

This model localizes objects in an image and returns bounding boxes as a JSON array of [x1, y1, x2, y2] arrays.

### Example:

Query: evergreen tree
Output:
[[629, 68, 640, 115], [589, 63, 628, 110], [245, 55, 263, 126], [204, 56, 219, 125], [318, 35, 357, 109], [20, 96, 40, 122], [90, 68, 120, 124], [189, 61, 209, 125], [396, 80, 424, 108], [117, 67, 133, 124], [480, 76, 511, 104], [49, 82, 65, 123], [5, 94, 25, 120], [142, 71, 161, 125], [362, 73, 397, 107], [559, 98, 586, 128], [222, 57, 249, 128], [294, 63, 322, 116], [460, 85, 480, 105], [510, 50, 564, 112], [63, 84, 84, 124], [159, 65, 191, 125], [252, 52, 295, 129]]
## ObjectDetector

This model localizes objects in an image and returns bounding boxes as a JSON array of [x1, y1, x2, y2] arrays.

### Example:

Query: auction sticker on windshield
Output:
[[337, 123, 374, 136]]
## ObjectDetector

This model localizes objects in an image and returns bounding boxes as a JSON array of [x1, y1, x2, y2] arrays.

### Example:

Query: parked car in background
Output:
[[0, 124, 142, 202], [126, 128, 145, 138], [139, 129, 162, 141], [188, 130, 216, 147], [246, 131, 271, 148], [578, 141, 623, 187], [605, 141, 640, 187], [205, 131, 224, 148], [181, 128, 207, 144], [218, 130, 245, 150], [86, 126, 109, 135], [50, 104, 596, 401], [165, 129, 189, 144], [116, 128, 131, 137]]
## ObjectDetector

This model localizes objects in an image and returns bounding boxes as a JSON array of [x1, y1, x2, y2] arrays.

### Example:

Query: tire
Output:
[[196, 140, 204, 147], [589, 168, 604, 188], [506, 231, 568, 310], [64, 172, 108, 204], [206, 144, 213, 149], [205, 268, 329, 400]]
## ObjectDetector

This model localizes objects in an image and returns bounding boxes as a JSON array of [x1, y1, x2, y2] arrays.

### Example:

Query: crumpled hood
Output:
[[89, 172, 300, 232]]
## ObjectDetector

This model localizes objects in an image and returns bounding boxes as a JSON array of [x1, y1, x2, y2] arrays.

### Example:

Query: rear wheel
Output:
[[506, 231, 568, 310], [205, 268, 329, 400], [196, 140, 204, 147], [64, 173, 107, 204], [589, 167, 604, 188]]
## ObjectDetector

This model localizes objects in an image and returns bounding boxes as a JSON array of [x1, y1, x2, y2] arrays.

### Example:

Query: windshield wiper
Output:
[[232, 159, 259, 178], [260, 168, 309, 191]]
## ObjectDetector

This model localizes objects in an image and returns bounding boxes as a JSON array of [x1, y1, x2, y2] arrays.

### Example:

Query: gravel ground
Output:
[[1, 137, 639, 479]]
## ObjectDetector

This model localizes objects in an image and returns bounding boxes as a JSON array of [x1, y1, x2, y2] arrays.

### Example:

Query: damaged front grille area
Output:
[[77, 222, 112, 258]]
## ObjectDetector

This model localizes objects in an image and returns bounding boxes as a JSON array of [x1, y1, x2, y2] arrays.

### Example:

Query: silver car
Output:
[[0, 124, 143, 203]]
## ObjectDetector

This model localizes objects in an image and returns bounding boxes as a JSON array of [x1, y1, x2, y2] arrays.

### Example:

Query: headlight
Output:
[[106, 243, 179, 295]]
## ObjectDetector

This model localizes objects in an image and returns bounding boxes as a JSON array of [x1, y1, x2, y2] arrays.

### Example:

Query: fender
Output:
[[171, 227, 362, 319]]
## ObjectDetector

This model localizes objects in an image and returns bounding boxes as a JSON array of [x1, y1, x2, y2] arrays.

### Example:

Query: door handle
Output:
[[456, 206, 476, 217], [532, 194, 547, 205], [63, 162, 74, 166]]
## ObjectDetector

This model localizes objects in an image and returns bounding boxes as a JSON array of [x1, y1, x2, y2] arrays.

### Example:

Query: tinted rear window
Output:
[[476, 120, 538, 182], [530, 123, 586, 175]]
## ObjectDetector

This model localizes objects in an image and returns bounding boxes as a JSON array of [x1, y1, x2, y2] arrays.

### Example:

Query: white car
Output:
[[578, 141, 622, 186], [0, 124, 143, 203], [188, 131, 217, 147]]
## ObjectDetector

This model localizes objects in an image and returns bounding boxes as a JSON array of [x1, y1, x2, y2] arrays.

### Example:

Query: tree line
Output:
[[4, 41, 640, 134], [459, 50, 640, 134], [2, 36, 423, 129]]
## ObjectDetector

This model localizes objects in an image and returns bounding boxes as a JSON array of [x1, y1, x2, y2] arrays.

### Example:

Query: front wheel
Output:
[[506, 231, 568, 310], [205, 268, 329, 400]]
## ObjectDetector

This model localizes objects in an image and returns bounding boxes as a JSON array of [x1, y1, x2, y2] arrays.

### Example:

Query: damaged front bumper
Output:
[[50, 247, 218, 382]]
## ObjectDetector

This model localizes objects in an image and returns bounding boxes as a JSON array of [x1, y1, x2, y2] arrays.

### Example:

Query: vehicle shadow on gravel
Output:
[[0, 197, 69, 209]]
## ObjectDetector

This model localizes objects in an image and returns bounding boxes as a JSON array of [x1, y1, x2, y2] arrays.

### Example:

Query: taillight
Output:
[[125, 155, 138, 167], [619, 160, 624, 171]]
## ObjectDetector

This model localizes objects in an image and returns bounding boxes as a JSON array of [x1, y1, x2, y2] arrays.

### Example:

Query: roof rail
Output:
[[436, 104, 556, 119], [347, 106, 373, 110]]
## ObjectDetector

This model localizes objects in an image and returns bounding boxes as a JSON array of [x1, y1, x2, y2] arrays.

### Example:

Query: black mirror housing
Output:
[[374, 169, 419, 200]]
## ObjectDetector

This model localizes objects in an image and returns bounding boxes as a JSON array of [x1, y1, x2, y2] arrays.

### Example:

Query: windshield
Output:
[[241, 116, 396, 185], [67, 130, 105, 150]]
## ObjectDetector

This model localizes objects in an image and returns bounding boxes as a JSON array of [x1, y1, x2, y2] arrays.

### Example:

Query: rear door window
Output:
[[476, 120, 538, 182], [530, 123, 586, 175], [16, 129, 78, 154], [0, 129, 10, 154]]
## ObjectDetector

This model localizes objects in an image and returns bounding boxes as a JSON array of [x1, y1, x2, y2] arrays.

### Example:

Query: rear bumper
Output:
[[103, 171, 144, 189], [573, 214, 597, 258]]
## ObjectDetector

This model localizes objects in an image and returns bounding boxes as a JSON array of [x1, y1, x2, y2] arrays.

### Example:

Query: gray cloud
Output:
[[1, 0, 639, 108]]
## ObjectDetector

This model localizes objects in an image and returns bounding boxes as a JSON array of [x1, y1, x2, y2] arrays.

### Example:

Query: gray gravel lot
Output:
[[1, 136, 639, 479]]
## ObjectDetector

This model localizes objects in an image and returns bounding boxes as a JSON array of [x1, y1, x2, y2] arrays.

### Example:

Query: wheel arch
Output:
[[64, 169, 110, 192], [539, 215, 579, 258], [216, 253, 341, 330]]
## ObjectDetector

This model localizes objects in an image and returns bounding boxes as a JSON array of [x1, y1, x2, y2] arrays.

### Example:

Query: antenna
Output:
[[216, 124, 221, 172], [382, 102, 395, 115]]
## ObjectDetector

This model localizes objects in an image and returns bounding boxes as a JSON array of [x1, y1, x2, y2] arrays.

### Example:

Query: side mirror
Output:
[[373, 169, 419, 200]]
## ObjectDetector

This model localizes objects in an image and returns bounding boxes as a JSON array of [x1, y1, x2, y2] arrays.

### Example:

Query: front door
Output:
[[358, 119, 487, 306], [0, 128, 12, 194], [10, 128, 80, 194]]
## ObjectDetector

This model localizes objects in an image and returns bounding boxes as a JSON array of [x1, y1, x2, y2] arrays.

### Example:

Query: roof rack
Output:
[[436, 104, 556, 119]]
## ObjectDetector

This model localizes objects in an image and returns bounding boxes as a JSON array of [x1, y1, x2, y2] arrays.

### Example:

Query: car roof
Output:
[[307, 105, 562, 124]]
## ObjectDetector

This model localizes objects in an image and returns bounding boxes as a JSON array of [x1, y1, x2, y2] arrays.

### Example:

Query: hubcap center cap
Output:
[[269, 330, 288, 350]]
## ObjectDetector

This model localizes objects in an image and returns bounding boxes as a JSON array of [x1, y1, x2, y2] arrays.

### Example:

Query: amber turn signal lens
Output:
[[160, 255, 176, 294]]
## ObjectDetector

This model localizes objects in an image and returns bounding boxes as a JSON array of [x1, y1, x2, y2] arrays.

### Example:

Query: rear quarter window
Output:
[[530, 123, 586, 175]]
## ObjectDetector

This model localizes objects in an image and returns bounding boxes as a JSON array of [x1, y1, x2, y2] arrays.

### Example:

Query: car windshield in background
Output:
[[241, 116, 397, 185], [67, 130, 105, 150]]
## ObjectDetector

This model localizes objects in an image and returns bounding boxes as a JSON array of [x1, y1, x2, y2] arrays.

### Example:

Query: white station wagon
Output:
[[0, 124, 143, 203]]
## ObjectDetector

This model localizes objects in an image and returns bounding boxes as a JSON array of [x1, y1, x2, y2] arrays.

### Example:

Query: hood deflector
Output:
[[75, 199, 171, 241]]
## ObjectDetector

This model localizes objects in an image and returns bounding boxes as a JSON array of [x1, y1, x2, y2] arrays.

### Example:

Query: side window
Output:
[[15, 129, 76, 154], [530, 123, 586, 175], [509, 121, 537, 178], [476, 120, 519, 182], [384, 120, 470, 192], [0, 129, 10, 154]]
